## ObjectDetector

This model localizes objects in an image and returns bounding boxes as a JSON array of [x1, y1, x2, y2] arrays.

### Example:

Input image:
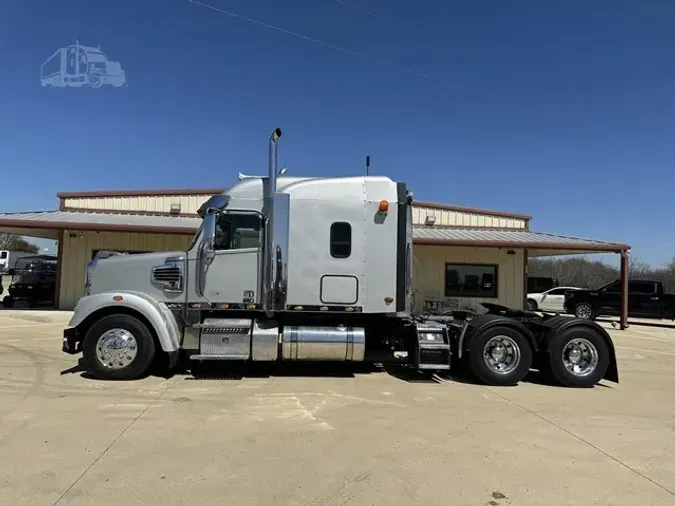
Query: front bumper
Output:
[[62, 327, 82, 354]]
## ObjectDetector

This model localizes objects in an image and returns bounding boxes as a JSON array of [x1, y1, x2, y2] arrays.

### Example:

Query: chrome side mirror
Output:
[[201, 209, 218, 262]]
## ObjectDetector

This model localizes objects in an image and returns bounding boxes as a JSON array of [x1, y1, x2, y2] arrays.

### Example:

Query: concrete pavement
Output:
[[0, 310, 674, 505]]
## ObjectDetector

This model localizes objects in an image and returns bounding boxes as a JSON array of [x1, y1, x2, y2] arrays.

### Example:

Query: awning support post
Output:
[[620, 249, 629, 330]]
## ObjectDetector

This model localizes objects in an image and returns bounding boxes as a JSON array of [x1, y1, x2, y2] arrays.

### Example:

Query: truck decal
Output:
[[41, 41, 126, 89]]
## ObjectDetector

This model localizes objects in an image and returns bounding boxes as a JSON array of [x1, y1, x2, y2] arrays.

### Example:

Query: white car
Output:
[[527, 286, 582, 312]]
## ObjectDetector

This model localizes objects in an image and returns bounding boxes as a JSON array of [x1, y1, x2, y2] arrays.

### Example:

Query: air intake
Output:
[[151, 256, 184, 292]]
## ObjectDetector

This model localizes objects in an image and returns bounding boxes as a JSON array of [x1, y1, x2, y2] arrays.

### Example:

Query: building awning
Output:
[[413, 227, 629, 255], [0, 210, 630, 256], [0, 210, 201, 239]]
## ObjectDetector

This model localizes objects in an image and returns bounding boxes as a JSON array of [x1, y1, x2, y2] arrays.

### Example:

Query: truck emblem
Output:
[[41, 41, 127, 89]]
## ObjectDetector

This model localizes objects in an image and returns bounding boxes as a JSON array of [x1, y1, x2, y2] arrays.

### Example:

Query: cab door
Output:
[[188, 210, 263, 307]]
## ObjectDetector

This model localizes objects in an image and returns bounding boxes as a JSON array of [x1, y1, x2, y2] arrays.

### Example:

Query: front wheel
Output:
[[526, 299, 538, 311], [547, 327, 609, 387], [2, 296, 14, 308], [467, 326, 533, 386], [82, 314, 156, 380], [574, 302, 595, 320]]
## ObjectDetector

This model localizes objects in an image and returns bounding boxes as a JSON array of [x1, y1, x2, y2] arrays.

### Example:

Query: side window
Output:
[[215, 213, 262, 251], [629, 282, 657, 295], [547, 288, 568, 296], [330, 222, 351, 258], [445, 264, 498, 298]]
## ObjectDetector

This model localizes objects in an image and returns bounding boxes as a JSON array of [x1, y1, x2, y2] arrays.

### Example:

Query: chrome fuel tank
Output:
[[282, 326, 365, 361]]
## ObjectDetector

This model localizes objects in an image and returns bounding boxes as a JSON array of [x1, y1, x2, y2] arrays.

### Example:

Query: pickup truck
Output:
[[564, 279, 675, 320]]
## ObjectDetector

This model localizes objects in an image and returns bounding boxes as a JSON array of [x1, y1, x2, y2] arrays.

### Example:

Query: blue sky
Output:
[[1, 0, 674, 265]]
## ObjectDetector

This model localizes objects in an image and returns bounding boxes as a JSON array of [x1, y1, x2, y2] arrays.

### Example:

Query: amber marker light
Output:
[[378, 200, 389, 213]]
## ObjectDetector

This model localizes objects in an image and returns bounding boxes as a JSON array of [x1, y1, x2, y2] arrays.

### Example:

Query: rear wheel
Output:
[[82, 314, 156, 380], [547, 327, 609, 387], [2, 296, 14, 308], [467, 326, 533, 386], [574, 302, 595, 320]]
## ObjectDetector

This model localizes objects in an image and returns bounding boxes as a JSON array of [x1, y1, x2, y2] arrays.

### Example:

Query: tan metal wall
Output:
[[412, 205, 526, 229], [59, 230, 192, 309], [412, 245, 525, 313], [63, 194, 214, 215], [64, 193, 526, 229]]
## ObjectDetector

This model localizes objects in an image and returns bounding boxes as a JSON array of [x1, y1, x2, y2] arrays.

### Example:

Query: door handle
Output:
[[650, 297, 659, 300]]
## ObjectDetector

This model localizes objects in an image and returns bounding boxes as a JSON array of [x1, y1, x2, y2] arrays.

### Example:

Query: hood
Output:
[[88, 251, 185, 302]]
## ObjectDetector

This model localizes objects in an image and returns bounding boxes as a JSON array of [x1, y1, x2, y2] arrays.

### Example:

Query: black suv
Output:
[[564, 279, 675, 320]]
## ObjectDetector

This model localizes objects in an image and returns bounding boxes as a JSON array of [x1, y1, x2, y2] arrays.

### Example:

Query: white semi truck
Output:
[[62, 129, 619, 388]]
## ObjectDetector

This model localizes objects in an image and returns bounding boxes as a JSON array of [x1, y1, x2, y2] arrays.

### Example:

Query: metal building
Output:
[[0, 187, 630, 326]]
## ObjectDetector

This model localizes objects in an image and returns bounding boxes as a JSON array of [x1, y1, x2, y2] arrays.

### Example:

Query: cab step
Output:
[[413, 322, 451, 371]]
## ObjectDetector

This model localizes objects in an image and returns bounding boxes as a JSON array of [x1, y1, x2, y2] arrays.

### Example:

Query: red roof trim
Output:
[[57, 188, 227, 198]]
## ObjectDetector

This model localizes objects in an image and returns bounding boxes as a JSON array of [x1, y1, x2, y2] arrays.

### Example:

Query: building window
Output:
[[330, 222, 351, 258], [215, 213, 262, 250], [445, 263, 498, 298]]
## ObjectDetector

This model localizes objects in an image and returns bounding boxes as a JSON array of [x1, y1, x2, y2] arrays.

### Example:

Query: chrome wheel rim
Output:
[[575, 303, 593, 319], [96, 328, 138, 369], [562, 338, 598, 377], [483, 335, 521, 374]]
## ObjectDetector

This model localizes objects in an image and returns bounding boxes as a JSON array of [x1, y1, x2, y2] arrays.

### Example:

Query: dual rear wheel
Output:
[[466, 325, 610, 387]]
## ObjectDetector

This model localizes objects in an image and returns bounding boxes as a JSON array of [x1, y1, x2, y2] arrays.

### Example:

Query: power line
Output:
[[187, 0, 466, 90], [334, 0, 451, 46]]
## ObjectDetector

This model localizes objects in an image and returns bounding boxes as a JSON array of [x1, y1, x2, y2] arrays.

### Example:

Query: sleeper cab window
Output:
[[330, 222, 351, 258], [445, 263, 498, 298]]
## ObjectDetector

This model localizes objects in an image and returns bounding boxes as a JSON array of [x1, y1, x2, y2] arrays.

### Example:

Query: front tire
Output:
[[82, 314, 156, 380], [527, 299, 538, 311], [467, 326, 533, 386], [574, 302, 595, 320], [547, 327, 609, 387], [2, 296, 14, 308]]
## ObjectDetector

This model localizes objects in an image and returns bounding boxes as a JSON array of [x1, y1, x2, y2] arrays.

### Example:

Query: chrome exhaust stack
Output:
[[263, 128, 282, 313]]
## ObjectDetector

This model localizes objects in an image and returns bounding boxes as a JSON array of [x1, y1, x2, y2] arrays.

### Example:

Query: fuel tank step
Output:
[[196, 318, 252, 360]]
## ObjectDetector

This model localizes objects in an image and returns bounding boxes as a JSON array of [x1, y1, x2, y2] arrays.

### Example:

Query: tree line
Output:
[[0, 234, 39, 254], [529, 255, 675, 290]]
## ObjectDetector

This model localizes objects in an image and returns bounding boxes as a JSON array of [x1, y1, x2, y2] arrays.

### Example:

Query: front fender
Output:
[[69, 291, 181, 352]]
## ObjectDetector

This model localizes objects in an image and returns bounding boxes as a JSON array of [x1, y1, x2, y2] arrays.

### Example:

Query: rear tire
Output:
[[467, 326, 533, 386], [83, 314, 156, 380], [2, 296, 14, 308], [547, 327, 609, 387]]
